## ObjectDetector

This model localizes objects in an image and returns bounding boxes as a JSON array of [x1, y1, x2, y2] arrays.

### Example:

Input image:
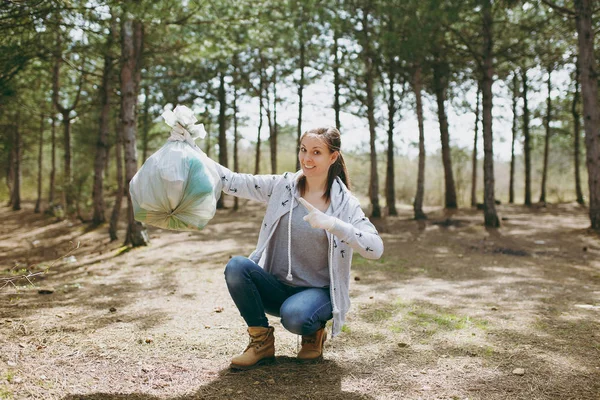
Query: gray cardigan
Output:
[[211, 164, 384, 337]]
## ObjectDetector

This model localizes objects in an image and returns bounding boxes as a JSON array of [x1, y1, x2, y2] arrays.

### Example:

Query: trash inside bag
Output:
[[130, 140, 219, 231]]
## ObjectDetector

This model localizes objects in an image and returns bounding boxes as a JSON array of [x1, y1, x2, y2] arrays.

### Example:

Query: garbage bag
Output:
[[129, 105, 219, 231]]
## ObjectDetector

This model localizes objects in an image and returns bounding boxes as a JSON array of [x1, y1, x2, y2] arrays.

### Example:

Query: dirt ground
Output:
[[1, 199, 599, 400]]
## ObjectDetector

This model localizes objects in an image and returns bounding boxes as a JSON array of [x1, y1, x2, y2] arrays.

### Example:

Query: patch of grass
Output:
[[341, 324, 351, 334], [360, 299, 408, 323], [8, 268, 28, 276], [115, 246, 131, 256], [482, 345, 495, 358], [0, 386, 13, 400], [4, 371, 13, 383], [390, 324, 404, 333], [410, 311, 471, 331], [352, 255, 408, 273], [388, 302, 489, 337]]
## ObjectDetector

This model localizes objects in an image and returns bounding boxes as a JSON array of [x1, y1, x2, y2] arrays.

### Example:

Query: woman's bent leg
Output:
[[279, 288, 332, 335], [224, 256, 289, 327]]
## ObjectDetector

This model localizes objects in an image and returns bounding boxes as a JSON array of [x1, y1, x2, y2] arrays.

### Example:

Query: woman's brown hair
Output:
[[297, 126, 351, 201]]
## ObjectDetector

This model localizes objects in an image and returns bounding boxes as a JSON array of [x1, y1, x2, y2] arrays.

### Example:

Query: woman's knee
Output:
[[224, 256, 253, 285], [280, 304, 312, 335]]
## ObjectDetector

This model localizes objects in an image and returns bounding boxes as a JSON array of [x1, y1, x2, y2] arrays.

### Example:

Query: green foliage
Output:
[[0, 0, 590, 215]]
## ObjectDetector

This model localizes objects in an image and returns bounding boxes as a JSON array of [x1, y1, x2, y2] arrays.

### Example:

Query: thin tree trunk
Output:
[[52, 38, 83, 215], [296, 40, 305, 172], [255, 98, 263, 175], [481, 0, 499, 227], [62, 111, 72, 210], [413, 66, 427, 220], [270, 65, 278, 174], [333, 29, 341, 131], [92, 16, 116, 226], [204, 112, 211, 158], [265, 80, 274, 173], [122, 17, 148, 246], [471, 83, 480, 207], [509, 74, 518, 204], [361, 7, 381, 218], [35, 113, 44, 213], [6, 143, 14, 207], [217, 70, 227, 210], [104, 141, 110, 179], [572, 57, 585, 205], [385, 61, 398, 216], [522, 69, 532, 206], [255, 52, 264, 175], [141, 85, 150, 162], [48, 115, 56, 207], [233, 61, 239, 211], [539, 68, 552, 204], [11, 112, 21, 211], [433, 58, 457, 209], [109, 119, 123, 241], [575, 0, 600, 230]]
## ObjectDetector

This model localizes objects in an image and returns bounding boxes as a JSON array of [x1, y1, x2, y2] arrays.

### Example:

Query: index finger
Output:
[[298, 197, 317, 212]]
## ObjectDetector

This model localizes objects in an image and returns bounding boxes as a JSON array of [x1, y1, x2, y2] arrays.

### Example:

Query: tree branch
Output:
[[0, 242, 81, 291], [540, 0, 575, 16]]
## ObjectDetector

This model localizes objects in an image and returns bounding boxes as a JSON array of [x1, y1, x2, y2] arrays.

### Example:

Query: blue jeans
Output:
[[224, 256, 333, 335]]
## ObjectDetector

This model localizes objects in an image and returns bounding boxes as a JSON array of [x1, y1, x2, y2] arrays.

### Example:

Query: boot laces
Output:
[[246, 333, 266, 350], [301, 334, 317, 346]]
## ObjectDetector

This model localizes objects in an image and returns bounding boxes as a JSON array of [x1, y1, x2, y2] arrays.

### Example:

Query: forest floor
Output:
[[1, 198, 600, 400]]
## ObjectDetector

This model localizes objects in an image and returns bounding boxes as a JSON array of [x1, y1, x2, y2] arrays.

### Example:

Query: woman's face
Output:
[[298, 134, 338, 180]]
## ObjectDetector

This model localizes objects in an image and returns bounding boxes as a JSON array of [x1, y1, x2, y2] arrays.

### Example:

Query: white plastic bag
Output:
[[129, 105, 220, 231]]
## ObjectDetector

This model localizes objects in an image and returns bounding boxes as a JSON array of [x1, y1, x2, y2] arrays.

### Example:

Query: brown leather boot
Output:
[[230, 326, 275, 370], [297, 327, 327, 362]]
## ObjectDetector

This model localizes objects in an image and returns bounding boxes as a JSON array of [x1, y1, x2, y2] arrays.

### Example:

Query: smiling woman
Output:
[[297, 127, 351, 213], [206, 125, 384, 370]]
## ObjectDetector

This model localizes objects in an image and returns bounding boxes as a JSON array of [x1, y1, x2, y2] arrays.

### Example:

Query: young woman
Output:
[[210, 126, 384, 370]]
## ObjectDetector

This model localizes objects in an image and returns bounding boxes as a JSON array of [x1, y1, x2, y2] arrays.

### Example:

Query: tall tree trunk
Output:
[[233, 61, 240, 211], [11, 112, 21, 211], [48, 115, 56, 206], [433, 58, 457, 209], [92, 16, 116, 226], [255, 97, 263, 175], [217, 70, 228, 210], [296, 40, 305, 172], [109, 120, 124, 241], [481, 0, 499, 227], [385, 61, 398, 216], [61, 111, 72, 210], [361, 7, 381, 218], [204, 113, 211, 158], [333, 29, 341, 131], [509, 74, 518, 204], [6, 143, 14, 207], [539, 68, 552, 204], [35, 113, 44, 213], [121, 17, 148, 246], [265, 76, 275, 174], [575, 0, 600, 230], [471, 83, 480, 207], [141, 85, 151, 162], [52, 32, 83, 215], [522, 69, 532, 206], [572, 57, 585, 205], [270, 65, 278, 174], [413, 66, 427, 220], [255, 52, 264, 175]]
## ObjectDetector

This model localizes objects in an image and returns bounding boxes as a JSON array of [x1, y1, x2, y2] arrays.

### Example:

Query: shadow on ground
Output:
[[61, 359, 374, 400]]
